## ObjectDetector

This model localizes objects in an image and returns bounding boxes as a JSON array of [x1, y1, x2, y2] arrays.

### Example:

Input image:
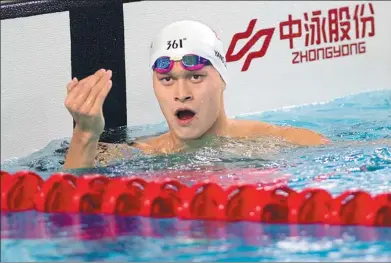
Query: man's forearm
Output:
[[63, 130, 100, 169]]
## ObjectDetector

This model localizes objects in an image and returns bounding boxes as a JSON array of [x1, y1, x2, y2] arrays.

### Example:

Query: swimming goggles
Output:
[[152, 54, 212, 73]]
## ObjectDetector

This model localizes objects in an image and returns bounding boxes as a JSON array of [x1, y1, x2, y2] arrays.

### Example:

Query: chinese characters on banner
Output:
[[280, 3, 375, 64], [226, 3, 376, 71]]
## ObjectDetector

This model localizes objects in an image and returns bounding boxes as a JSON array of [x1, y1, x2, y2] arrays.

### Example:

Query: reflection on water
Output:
[[2, 211, 391, 242], [2, 211, 391, 262]]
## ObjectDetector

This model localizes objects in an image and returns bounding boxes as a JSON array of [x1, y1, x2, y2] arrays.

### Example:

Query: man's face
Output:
[[153, 62, 225, 140]]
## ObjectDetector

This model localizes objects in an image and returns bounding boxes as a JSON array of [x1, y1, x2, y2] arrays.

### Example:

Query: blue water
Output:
[[1, 90, 391, 262]]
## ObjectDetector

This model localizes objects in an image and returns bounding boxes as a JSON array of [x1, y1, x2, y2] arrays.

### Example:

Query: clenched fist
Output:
[[64, 69, 112, 139]]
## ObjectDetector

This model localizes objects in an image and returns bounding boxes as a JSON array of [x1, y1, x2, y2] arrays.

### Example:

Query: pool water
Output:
[[1, 89, 391, 262]]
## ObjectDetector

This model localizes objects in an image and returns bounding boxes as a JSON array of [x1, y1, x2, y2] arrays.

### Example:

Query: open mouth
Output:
[[175, 109, 196, 121]]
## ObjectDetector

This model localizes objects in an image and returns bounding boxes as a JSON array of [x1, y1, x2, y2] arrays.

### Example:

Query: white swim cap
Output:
[[150, 20, 228, 84]]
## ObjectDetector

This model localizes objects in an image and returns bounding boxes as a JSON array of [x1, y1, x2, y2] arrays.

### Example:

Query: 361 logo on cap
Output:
[[166, 38, 187, 50]]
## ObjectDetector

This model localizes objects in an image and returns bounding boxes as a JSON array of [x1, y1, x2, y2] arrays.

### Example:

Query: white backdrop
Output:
[[1, 12, 72, 163]]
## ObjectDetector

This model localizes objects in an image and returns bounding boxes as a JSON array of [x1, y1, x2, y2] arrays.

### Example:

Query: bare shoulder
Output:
[[132, 132, 174, 154], [228, 119, 278, 136], [229, 119, 330, 146]]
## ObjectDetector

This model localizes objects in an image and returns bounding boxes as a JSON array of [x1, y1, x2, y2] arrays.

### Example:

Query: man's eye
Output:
[[190, 74, 204, 81], [160, 76, 172, 82]]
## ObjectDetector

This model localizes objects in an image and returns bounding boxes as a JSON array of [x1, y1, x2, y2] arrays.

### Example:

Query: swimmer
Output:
[[63, 20, 330, 169]]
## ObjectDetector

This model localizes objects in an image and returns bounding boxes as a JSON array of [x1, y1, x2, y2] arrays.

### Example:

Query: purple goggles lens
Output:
[[152, 54, 211, 73]]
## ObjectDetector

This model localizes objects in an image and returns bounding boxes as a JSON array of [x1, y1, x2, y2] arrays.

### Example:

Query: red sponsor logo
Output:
[[226, 19, 275, 72], [226, 3, 375, 71]]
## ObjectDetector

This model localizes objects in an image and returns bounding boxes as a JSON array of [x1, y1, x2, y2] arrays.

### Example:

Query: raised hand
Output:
[[64, 69, 112, 139]]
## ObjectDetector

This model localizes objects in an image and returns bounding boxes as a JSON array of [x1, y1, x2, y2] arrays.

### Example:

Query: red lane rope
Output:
[[1, 170, 390, 226]]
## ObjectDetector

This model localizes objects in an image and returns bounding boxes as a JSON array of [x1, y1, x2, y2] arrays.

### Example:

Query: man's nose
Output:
[[174, 81, 193, 103], [176, 95, 193, 103]]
